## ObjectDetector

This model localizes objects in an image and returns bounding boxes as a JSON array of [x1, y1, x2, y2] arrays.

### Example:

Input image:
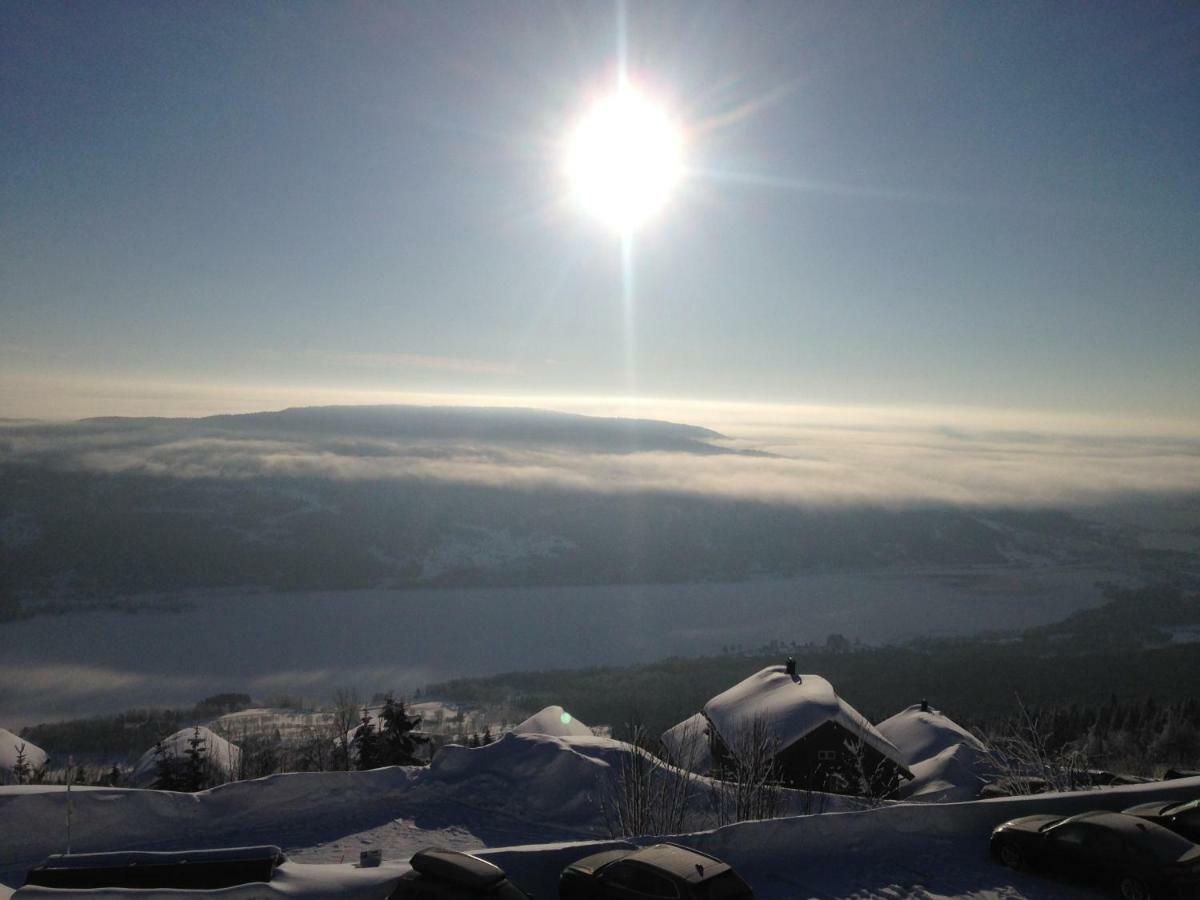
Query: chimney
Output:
[[785, 657, 796, 677]]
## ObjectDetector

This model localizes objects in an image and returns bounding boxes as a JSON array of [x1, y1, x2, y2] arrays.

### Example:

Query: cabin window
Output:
[[816, 750, 836, 762]]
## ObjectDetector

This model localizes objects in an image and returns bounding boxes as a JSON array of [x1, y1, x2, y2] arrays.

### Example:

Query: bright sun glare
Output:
[[565, 88, 684, 233]]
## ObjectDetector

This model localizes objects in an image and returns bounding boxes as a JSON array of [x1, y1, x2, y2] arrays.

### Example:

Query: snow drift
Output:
[[876, 703, 991, 801], [510, 706, 593, 738], [875, 703, 986, 767], [659, 713, 713, 774], [6, 729, 1200, 900]]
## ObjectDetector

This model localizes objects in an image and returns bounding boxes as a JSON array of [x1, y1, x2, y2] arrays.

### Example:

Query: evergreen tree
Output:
[[377, 695, 430, 765], [153, 740, 180, 791], [480, 726, 493, 746], [354, 708, 380, 770], [184, 727, 209, 792], [12, 743, 32, 784]]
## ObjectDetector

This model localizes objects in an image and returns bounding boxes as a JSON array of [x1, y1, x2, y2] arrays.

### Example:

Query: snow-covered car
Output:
[[390, 848, 531, 900], [23, 845, 285, 891], [1123, 798, 1200, 843], [559, 843, 753, 900], [990, 811, 1200, 899]]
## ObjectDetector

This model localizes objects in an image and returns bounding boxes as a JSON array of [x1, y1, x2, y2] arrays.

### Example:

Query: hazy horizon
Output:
[[4, 2, 1198, 428]]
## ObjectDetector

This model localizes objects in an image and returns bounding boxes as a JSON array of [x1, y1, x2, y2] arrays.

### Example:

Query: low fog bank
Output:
[[2, 402, 1197, 507]]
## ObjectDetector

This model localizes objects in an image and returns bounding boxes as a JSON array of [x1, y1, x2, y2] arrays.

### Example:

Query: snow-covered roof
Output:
[[875, 703, 986, 767], [702, 666, 907, 768], [659, 713, 712, 773], [510, 706, 592, 738], [895, 742, 989, 802], [131, 726, 242, 788], [1, 728, 48, 778]]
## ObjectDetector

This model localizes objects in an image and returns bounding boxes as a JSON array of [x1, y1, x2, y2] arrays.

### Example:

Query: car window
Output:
[[494, 881, 530, 900], [1170, 798, 1200, 820], [693, 871, 752, 900], [603, 862, 638, 890], [1050, 825, 1088, 848], [629, 868, 680, 899], [1085, 830, 1123, 857], [603, 863, 679, 899]]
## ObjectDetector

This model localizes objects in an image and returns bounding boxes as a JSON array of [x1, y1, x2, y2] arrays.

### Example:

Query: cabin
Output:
[[693, 660, 912, 795]]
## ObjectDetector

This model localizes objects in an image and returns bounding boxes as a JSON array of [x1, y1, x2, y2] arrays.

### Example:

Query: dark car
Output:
[[1124, 798, 1200, 843], [24, 845, 284, 891], [990, 811, 1200, 899], [559, 843, 753, 900], [390, 847, 531, 900]]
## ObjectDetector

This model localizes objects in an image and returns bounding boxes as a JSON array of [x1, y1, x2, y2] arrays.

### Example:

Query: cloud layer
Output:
[[3, 403, 1197, 508]]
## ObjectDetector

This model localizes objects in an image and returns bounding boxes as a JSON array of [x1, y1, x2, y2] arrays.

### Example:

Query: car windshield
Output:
[[1168, 798, 1200, 816]]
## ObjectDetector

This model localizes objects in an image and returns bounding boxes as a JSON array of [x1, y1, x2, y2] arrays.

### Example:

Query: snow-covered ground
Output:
[[3, 731, 1200, 898]]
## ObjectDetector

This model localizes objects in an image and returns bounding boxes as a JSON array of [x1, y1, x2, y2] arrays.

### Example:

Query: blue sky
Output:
[[2, 1, 1197, 423]]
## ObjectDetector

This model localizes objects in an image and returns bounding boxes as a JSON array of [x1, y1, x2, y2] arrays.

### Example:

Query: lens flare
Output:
[[565, 89, 683, 233]]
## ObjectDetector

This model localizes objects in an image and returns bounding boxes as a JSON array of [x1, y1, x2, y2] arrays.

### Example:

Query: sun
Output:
[[565, 88, 684, 233]]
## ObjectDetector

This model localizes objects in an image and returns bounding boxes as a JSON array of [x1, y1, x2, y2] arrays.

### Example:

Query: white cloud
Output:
[[3, 403, 1197, 508]]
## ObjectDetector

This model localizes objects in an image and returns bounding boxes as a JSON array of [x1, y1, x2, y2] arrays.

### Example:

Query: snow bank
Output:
[[420, 732, 618, 825], [131, 727, 242, 788], [0, 729, 48, 783], [510, 706, 593, 738], [659, 713, 712, 774], [0, 768, 420, 883], [12, 859, 407, 899], [703, 666, 905, 767], [8, 738, 1195, 898], [898, 742, 989, 802], [875, 703, 991, 801], [653, 775, 1200, 900]]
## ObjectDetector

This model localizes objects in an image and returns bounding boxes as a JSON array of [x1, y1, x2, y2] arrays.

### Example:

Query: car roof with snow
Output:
[[702, 666, 907, 767], [1059, 812, 1200, 859], [410, 848, 508, 889], [624, 844, 731, 883]]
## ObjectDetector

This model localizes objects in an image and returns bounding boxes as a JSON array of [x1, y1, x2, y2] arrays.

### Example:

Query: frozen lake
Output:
[[1, 564, 1120, 725]]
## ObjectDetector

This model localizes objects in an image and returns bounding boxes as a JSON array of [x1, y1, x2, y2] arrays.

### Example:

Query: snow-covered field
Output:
[[1, 564, 1119, 725], [3, 732, 1199, 899]]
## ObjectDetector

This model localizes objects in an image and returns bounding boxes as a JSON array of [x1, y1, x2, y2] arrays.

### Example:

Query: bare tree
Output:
[[974, 695, 1088, 795], [841, 737, 897, 808], [330, 688, 362, 772], [295, 722, 334, 772], [712, 715, 784, 826], [601, 720, 704, 838]]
